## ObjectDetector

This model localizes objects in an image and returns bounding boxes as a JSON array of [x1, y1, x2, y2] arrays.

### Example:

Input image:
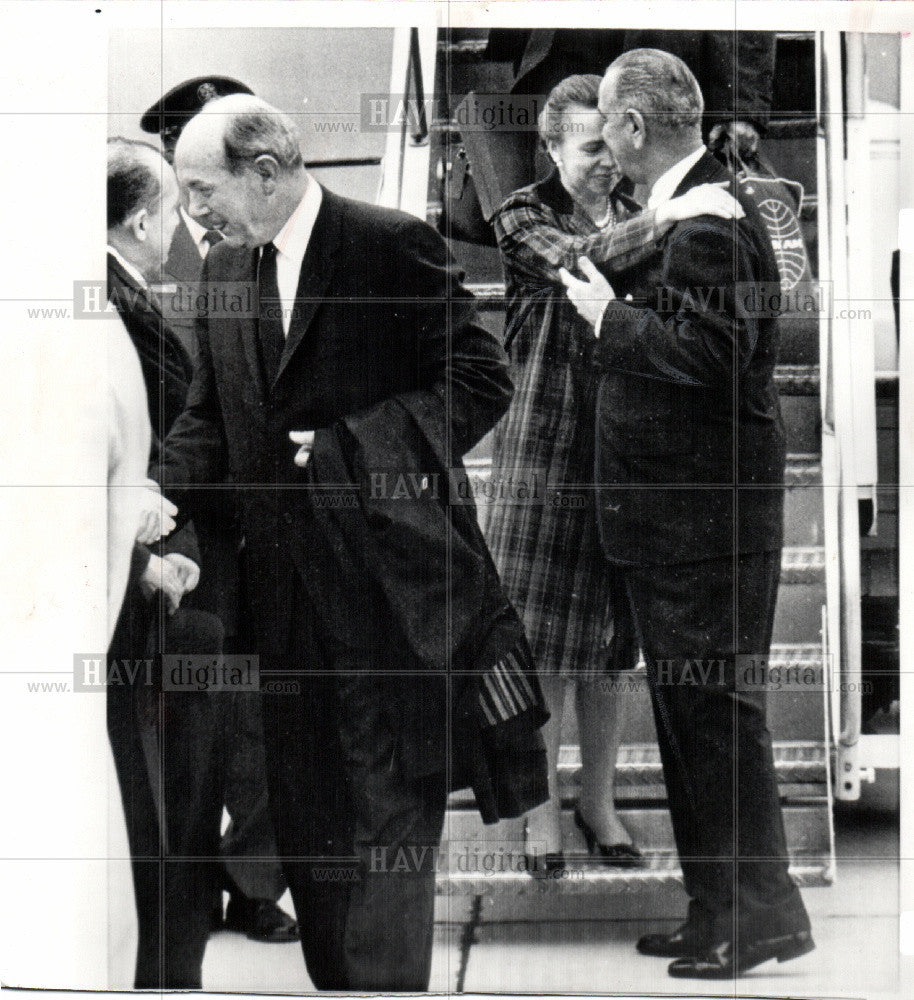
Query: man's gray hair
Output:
[[106, 137, 164, 229], [606, 48, 704, 132], [201, 94, 304, 174]]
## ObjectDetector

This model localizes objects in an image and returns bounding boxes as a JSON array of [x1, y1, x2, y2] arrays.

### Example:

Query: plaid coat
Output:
[[484, 170, 658, 676]]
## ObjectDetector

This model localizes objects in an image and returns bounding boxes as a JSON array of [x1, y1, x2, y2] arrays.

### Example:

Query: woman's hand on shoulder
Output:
[[657, 182, 745, 231]]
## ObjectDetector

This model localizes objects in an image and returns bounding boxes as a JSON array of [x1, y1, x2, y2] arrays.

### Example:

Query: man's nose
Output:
[[187, 193, 209, 219]]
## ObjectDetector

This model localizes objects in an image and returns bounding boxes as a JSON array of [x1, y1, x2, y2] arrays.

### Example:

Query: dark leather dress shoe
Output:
[[637, 920, 709, 958], [668, 929, 815, 978], [224, 894, 299, 943]]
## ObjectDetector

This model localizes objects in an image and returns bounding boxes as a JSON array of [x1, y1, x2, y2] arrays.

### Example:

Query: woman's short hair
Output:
[[606, 48, 703, 132], [537, 74, 603, 147]]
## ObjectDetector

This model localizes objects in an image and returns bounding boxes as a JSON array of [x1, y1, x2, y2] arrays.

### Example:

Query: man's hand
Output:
[[657, 181, 745, 230], [559, 256, 616, 335], [135, 480, 178, 545], [163, 553, 200, 595], [289, 430, 315, 468], [138, 553, 185, 615]]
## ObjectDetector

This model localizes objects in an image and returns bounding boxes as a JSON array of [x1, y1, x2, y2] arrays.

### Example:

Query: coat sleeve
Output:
[[154, 260, 230, 511], [393, 215, 514, 457], [593, 216, 768, 386], [494, 193, 661, 288]]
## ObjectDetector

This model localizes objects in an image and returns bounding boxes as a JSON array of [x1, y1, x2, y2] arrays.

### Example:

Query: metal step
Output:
[[437, 804, 833, 894], [437, 858, 833, 896], [466, 453, 822, 484], [437, 37, 488, 60], [785, 453, 822, 487], [782, 545, 826, 584], [560, 738, 827, 797], [448, 733, 827, 810]]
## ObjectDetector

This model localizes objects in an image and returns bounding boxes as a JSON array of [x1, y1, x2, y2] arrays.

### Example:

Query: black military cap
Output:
[[140, 75, 254, 136]]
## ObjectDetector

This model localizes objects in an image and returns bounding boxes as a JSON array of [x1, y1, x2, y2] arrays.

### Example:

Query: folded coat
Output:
[[307, 391, 549, 824]]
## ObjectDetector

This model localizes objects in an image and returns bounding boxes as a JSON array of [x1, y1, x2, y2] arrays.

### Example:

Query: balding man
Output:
[[562, 50, 814, 979], [106, 137, 225, 989], [157, 96, 517, 990], [142, 77, 298, 946]]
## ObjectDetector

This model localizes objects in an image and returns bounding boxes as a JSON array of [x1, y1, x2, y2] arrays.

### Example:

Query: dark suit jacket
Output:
[[107, 253, 199, 571], [159, 186, 514, 777], [591, 151, 786, 566], [156, 217, 206, 364], [163, 215, 205, 285]]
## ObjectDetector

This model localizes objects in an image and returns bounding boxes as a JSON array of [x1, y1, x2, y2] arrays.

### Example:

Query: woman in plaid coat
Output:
[[485, 74, 744, 867]]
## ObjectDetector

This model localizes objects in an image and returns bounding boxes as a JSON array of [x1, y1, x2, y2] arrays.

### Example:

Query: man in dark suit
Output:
[[141, 76, 298, 946], [157, 94, 514, 990], [106, 137, 225, 989], [561, 49, 814, 979]]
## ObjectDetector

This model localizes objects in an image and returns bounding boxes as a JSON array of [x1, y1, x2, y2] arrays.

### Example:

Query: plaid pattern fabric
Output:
[[493, 174, 660, 290], [483, 172, 652, 677]]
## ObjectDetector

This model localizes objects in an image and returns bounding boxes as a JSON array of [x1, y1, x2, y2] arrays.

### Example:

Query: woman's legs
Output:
[[523, 675, 567, 855], [575, 676, 635, 847]]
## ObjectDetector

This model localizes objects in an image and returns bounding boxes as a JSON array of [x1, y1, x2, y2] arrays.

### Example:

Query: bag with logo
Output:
[[730, 149, 819, 363]]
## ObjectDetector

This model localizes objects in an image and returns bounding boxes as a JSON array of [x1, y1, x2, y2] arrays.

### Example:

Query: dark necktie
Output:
[[202, 228, 223, 249], [257, 242, 285, 382]]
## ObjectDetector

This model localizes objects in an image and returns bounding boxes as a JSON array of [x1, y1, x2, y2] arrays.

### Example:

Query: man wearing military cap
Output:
[[141, 76, 299, 947], [142, 76, 254, 300]]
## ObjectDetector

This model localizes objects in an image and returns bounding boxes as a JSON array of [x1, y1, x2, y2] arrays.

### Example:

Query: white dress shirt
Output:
[[106, 244, 148, 289], [264, 180, 324, 337], [181, 206, 215, 260], [646, 144, 707, 209], [594, 145, 706, 336]]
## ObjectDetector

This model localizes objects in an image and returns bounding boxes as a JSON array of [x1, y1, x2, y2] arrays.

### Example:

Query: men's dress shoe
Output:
[[668, 930, 815, 978], [637, 920, 709, 958], [574, 807, 644, 868], [224, 895, 299, 943]]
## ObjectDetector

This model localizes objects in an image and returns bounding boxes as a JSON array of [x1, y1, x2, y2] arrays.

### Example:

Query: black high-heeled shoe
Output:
[[573, 807, 644, 867]]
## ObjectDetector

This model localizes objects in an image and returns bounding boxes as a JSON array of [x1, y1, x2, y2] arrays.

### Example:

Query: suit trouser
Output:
[[108, 601, 224, 989], [621, 550, 811, 942], [211, 689, 287, 901], [259, 580, 447, 991]]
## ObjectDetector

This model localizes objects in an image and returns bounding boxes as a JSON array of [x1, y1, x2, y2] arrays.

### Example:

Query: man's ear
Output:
[[627, 108, 646, 150], [128, 208, 150, 242], [252, 154, 280, 194]]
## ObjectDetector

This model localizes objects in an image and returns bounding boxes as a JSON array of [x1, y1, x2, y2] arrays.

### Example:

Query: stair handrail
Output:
[[819, 31, 866, 801], [376, 26, 436, 217]]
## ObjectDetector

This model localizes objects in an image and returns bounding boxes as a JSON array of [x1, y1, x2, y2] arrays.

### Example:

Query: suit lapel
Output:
[[230, 247, 268, 400], [107, 253, 194, 382], [274, 186, 341, 386]]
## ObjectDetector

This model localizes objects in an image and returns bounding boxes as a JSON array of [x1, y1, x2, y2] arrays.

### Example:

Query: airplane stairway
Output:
[[428, 28, 834, 899]]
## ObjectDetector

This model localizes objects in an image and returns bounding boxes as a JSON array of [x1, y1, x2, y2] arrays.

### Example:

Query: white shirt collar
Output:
[[647, 145, 707, 210], [181, 206, 210, 256], [269, 180, 323, 272], [107, 244, 148, 289]]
